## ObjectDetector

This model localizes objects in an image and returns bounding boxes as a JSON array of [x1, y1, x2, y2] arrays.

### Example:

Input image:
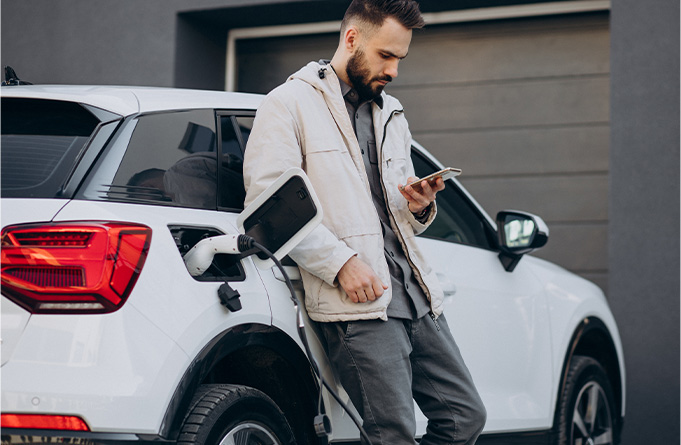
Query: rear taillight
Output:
[[1, 222, 151, 314], [1, 413, 90, 431]]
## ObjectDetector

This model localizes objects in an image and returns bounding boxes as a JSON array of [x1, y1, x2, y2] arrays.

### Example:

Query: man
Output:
[[243, 1, 486, 443]]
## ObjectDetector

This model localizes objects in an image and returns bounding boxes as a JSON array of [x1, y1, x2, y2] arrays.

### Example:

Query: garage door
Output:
[[235, 11, 610, 293]]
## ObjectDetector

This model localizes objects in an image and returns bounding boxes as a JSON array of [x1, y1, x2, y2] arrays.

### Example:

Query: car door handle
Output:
[[436, 272, 457, 297]]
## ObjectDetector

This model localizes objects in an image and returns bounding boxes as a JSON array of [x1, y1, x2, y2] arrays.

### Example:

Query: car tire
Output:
[[177, 384, 296, 445], [555, 355, 617, 445]]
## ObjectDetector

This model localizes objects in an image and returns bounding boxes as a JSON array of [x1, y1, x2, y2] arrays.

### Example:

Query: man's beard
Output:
[[346, 48, 392, 101]]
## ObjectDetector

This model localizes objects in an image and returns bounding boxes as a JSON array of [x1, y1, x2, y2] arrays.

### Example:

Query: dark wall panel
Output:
[[237, 33, 339, 94], [415, 125, 609, 176], [609, 0, 680, 443], [400, 14, 609, 86], [395, 77, 609, 131]]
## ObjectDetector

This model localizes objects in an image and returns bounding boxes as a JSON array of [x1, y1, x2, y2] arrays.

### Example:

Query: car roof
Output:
[[1, 85, 263, 116]]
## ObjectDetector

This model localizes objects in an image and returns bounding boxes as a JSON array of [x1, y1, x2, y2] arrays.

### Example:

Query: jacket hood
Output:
[[288, 61, 336, 94]]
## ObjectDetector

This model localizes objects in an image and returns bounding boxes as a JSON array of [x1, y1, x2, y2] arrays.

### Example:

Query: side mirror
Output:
[[496, 210, 549, 272], [184, 168, 322, 275]]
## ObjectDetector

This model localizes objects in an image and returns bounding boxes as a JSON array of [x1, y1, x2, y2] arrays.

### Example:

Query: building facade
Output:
[[1, 1, 678, 443]]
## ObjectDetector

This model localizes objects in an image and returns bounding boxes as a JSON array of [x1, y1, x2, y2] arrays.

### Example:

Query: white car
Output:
[[1, 85, 625, 445]]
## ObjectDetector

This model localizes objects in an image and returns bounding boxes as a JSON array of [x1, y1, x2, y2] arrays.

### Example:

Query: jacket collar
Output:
[[288, 61, 394, 115]]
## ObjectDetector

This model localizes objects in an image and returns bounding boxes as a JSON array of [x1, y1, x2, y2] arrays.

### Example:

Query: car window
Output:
[[217, 115, 253, 210], [411, 149, 494, 250], [236, 116, 254, 148], [108, 110, 219, 209], [1, 98, 100, 198]]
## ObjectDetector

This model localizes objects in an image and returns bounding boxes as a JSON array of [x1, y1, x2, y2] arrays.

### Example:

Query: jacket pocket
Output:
[[303, 137, 348, 155]]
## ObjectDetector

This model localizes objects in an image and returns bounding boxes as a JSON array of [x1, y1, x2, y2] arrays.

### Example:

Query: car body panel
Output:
[[0, 302, 188, 434], [526, 255, 626, 418], [1, 85, 262, 116], [1, 298, 32, 366], [1, 198, 69, 227], [1, 199, 70, 367]]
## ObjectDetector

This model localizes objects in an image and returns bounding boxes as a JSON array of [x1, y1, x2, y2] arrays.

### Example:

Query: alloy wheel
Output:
[[571, 381, 613, 445], [218, 421, 283, 445]]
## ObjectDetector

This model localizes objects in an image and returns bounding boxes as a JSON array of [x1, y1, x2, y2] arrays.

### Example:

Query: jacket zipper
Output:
[[378, 108, 433, 307]]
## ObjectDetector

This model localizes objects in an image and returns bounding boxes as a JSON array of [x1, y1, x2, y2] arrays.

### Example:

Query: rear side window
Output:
[[108, 110, 219, 209], [1, 98, 100, 198], [217, 115, 253, 210]]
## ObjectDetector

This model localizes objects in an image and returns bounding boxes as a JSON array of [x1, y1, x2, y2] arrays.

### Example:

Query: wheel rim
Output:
[[571, 381, 613, 445], [217, 421, 282, 445]]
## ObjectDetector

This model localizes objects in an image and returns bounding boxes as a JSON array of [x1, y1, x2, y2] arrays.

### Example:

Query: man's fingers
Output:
[[338, 256, 388, 303], [371, 280, 387, 300], [433, 177, 445, 191]]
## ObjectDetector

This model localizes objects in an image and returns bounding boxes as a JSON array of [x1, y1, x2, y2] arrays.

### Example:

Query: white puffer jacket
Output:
[[244, 61, 444, 322]]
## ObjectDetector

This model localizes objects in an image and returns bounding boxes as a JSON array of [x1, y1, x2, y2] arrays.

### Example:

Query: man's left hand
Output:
[[398, 176, 445, 215]]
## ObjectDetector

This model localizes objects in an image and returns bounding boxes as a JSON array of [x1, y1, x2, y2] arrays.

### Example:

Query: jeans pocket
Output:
[[339, 321, 353, 339]]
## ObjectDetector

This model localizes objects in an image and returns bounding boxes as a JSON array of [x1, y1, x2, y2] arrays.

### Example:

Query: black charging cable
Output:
[[233, 234, 371, 443]]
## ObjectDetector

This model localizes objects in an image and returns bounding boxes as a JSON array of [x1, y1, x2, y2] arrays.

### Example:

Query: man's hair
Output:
[[340, 0, 425, 35]]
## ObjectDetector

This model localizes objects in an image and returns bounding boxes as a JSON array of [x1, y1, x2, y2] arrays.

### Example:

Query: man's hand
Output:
[[398, 176, 445, 214], [337, 256, 388, 303]]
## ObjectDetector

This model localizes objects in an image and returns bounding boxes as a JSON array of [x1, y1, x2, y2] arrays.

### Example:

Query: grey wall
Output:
[[609, 0, 680, 444], [0, 0, 308, 89]]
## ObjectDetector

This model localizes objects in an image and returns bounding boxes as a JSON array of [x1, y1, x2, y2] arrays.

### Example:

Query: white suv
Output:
[[1, 85, 625, 445]]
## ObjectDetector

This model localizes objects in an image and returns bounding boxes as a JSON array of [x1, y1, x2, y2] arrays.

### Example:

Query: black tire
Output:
[[555, 355, 617, 445], [178, 384, 296, 445]]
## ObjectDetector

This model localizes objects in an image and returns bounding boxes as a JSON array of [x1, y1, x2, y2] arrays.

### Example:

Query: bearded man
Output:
[[243, 1, 486, 443]]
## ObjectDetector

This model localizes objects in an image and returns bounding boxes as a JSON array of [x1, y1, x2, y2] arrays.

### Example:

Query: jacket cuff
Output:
[[409, 201, 437, 235], [412, 203, 432, 223], [326, 248, 357, 287]]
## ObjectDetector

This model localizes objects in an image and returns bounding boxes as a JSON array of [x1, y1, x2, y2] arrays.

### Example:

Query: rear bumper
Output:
[[0, 429, 173, 444]]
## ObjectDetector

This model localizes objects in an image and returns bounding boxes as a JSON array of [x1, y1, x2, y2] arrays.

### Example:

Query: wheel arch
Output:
[[554, 317, 624, 440], [159, 323, 321, 444]]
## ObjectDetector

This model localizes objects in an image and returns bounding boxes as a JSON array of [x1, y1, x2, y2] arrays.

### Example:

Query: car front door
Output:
[[411, 148, 554, 434]]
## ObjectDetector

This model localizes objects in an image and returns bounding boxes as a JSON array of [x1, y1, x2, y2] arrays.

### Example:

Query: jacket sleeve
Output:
[[243, 91, 356, 286]]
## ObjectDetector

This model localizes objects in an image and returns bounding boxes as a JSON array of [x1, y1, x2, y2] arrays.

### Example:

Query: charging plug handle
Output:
[[314, 414, 332, 437], [184, 234, 255, 276]]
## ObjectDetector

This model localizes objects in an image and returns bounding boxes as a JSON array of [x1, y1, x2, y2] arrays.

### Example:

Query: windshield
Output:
[[1, 98, 100, 198]]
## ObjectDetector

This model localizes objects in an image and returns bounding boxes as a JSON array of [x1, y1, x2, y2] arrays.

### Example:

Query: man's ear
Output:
[[344, 26, 360, 52]]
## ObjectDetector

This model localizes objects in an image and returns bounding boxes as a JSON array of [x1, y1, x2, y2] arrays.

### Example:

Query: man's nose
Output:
[[385, 60, 399, 79]]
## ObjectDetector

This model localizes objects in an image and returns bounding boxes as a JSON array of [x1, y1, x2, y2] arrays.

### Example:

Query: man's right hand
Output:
[[337, 256, 388, 303]]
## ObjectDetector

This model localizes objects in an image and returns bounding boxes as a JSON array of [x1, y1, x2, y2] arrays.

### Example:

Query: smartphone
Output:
[[400, 167, 462, 191]]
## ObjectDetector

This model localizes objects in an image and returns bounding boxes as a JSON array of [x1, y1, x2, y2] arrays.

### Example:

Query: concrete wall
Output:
[[0, 0, 300, 89], [609, 0, 680, 443]]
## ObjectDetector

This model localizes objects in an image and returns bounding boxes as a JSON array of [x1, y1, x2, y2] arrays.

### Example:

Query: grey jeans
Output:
[[318, 314, 486, 445]]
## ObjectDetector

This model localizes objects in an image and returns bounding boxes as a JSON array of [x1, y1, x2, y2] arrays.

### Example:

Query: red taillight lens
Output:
[[1, 222, 151, 314], [1, 413, 90, 431]]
